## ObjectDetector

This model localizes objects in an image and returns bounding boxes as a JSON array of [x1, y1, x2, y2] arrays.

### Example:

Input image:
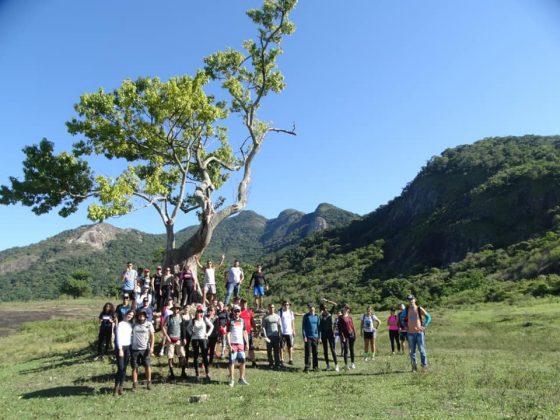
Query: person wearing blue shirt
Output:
[[302, 303, 321, 373], [399, 295, 432, 372]]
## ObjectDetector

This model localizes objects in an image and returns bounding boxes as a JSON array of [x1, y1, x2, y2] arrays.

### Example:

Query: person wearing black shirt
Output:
[[249, 265, 268, 311], [319, 298, 339, 372]]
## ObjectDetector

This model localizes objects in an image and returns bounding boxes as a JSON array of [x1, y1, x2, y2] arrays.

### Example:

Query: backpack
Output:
[[402, 306, 424, 327]]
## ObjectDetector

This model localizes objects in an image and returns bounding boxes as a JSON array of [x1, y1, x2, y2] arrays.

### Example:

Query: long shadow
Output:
[[21, 347, 98, 375], [21, 386, 95, 399]]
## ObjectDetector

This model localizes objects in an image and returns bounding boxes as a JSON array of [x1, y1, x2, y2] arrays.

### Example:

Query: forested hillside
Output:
[[266, 136, 560, 307], [0, 204, 357, 301]]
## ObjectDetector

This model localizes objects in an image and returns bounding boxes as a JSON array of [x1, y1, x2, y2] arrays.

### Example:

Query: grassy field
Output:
[[0, 297, 559, 419]]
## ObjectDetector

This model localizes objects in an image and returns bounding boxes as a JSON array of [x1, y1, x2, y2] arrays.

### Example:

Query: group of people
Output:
[[97, 259, 432, 395]]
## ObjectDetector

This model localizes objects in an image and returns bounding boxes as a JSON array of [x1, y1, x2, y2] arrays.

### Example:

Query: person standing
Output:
[[338, 305, 357, 369], [152, 266, 163, 312], [187, 305, 214, 382], [249, 265, 268, 311], [131, 310, 155, 390], [113, 309, 134, 396], [121, 262, 138, 301], [302, 303, 321, 373], [161, 268, 175, 303], [387, 307, 401, 354], [163, 304, 186, 380], [400, 295, 431, 372], [196, 255, 224, 306], [360, 306, 380, 361], [97, 302, 115, 359], [180, 265, 199, 307], [279, 301, 296, 365], [319, 298, 339, 372], [227, 305, 249, 387], [115, 294, 132, 323], [225, 260, 244, 305], [239, 298, 257, 367], [397, 303, 408, 354], [262, 303, 283, 369]]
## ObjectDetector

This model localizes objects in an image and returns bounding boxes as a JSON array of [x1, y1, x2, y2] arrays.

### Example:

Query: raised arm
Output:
[[215, 255, 226, 269]]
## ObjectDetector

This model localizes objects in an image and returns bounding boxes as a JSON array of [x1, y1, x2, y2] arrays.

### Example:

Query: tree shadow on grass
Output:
[[21, 386, 95, 399], [21, 346, 98, 375]]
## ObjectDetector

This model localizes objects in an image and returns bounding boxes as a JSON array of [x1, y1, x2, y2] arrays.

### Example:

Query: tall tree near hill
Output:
[[0, 0, 297, 271]]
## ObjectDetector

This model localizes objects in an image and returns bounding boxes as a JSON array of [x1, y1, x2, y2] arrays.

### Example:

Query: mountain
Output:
[[265, 136, 560, 306], [0, 203, 359, 301]]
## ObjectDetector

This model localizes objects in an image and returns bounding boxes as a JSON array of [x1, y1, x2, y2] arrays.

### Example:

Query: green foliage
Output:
[[60, 271, 93, 299]]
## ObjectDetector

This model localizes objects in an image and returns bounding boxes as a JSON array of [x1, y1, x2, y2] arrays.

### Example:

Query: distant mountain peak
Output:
[[67, 223, 121, 250]]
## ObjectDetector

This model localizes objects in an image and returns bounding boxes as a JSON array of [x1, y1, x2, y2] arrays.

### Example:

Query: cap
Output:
[[138, 309, 147, 316], [123, 293, 130, 298], [307, 302, 315, 308], [407, 294, 415, 301], [233, 305, 241, 312]]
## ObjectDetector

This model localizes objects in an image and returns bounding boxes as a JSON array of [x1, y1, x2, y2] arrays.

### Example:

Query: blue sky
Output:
[[1, 0, 560, 251]]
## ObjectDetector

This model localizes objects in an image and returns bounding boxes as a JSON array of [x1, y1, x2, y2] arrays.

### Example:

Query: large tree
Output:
[[0, 0, 297, 271]]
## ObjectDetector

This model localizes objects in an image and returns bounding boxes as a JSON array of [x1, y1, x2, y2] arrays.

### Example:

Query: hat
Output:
[[307, 302, 315, 308], [122, 293, 130, 298], [138, 309, 147, 316], [172, 304, 181, 310], [407, 294, 415, 301], [233, 305, 241, 312], [143, 297, 149, 302]]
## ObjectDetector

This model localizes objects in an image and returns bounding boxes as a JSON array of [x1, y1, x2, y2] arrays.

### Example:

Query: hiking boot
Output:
[[146, 381, 152, 390], [238, 378, 249, 385]]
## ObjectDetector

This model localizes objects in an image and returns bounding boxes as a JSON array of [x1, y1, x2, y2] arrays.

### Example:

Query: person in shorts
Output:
[[249, 264, 268, 311], [279, 301, 296, 365], [163, 304, 186, 380], [360, 305, 380, 361], [196, 255, 224, 305], [227, 305, 249, 386], [131, 310, 155, 390]]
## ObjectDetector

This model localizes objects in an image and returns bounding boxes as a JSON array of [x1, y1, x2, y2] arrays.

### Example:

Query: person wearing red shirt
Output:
[[337, 305, 357, 370], [239, 298, 257, 367]]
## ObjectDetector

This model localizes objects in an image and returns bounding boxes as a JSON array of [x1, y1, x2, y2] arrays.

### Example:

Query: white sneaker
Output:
[[229, 380, 235, 387], [238, 378, 249, 385], [334, 364, 339, 372], [351, 363, 356, 369]]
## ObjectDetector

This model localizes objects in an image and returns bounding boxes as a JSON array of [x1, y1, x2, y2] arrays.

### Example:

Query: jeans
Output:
[[115, 345, 130, 387], [322, 333, 337, 366], [407, 331, 427, 368], [304, 338, 318, 370], [225, 283, 240, 305], [266, 335, 282, 367]]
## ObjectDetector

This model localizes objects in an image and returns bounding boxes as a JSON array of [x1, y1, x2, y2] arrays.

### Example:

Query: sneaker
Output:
[[158, 350, 165, 357], [335, 364, 340, 372], [131, 382, 137, 392], [181, 371, 188, 379], [288, 360, 293, 365], [411, 365, 418, 373], [117, 387, 124, 396], [324, 365, 330, 371], [303, 368, 309, 374], [229, 379, 235, 387], [364, 357, 369, 362], [351, 363, 356, 369], [313, 367, 319, 372], [168, 372, 176, 380], [344, 364, 349, 371], [251, 361, 257, 368], [113, 387, 119, 396], [146, 381, 152, 390], [238, 378, 249, 385], [205, 375, 212, 383]]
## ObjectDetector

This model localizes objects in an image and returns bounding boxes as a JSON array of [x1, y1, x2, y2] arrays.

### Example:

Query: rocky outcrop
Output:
[[67, 223, 120, 249]]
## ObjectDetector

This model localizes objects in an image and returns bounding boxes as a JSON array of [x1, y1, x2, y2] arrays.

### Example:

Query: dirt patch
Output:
[[0, 304, 97, 337]]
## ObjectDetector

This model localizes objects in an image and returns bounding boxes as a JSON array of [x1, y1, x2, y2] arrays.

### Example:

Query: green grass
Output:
[[0, 298, 559, 419]]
